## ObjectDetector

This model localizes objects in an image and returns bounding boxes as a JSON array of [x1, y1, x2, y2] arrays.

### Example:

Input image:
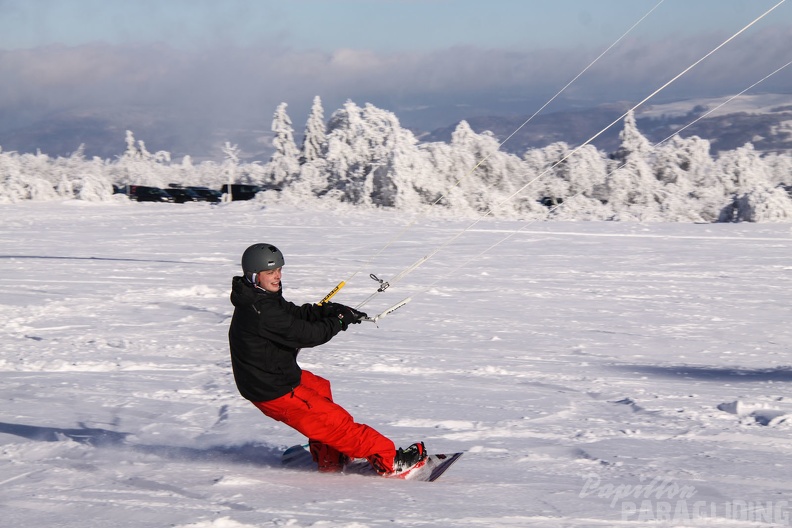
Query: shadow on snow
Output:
[[609, 364, 792, 383], [0, 255, 203, 265], [0, 421, 282, 467]]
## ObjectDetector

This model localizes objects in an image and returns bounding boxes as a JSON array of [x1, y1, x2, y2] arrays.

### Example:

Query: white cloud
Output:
[[0, 25, 789, 134]]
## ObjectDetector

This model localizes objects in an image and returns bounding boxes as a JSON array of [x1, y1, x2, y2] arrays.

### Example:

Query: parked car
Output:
[[128, 185, 174, 203], [187, 186, 223, 203], [165, 187, 202, 203], [220, 184, 261, 201], [220, 184, 282, 201]]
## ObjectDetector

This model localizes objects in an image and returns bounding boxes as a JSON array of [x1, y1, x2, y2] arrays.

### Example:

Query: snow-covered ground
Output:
[[2, 200, 792, 527]]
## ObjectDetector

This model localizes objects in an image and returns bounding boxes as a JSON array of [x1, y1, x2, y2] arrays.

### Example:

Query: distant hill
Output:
[[422, 93, 792, 156], [0, 107, 274, 163], [0, 94, 789, 162]]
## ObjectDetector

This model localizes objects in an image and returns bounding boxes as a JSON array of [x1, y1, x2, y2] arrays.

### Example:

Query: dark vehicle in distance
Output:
[[187, 186, 223, 203], [129, 185, 174, 203], [220, 184, 261, 201], [220, 184, 282, 201], [165, 187, 202, 203]]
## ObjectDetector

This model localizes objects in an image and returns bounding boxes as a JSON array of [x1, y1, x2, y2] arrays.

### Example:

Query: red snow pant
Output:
[[252, 370, 396, 473]]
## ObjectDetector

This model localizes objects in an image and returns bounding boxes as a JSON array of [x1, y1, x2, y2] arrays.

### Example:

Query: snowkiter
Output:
[[228, 243, 426, 475]]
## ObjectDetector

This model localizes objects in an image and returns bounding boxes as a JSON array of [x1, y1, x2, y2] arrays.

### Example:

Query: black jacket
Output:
[[228, 276, 342, 402]]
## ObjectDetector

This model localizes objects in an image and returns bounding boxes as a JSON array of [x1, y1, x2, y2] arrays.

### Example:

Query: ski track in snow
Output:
[[2, 201, 792, 527]]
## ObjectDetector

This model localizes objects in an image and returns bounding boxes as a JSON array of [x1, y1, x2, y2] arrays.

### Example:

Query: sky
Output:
[[0, 0, 790, 158], [0, 0, 783, 52]]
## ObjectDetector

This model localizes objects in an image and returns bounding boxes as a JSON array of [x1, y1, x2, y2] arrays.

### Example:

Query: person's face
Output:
[[257, 267, 282, 292]]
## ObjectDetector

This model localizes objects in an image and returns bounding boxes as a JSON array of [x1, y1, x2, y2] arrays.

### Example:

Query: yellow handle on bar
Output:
[[317, 281, 346, 305]]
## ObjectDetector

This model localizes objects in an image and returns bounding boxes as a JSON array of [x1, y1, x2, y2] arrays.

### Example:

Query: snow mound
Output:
[[165, 285, 224, 298], [211, 476, 265, 487], [717, 400, 792, 426]]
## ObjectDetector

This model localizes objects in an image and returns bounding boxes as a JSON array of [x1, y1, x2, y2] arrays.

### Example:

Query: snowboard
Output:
[[282, 444, 463, 482]]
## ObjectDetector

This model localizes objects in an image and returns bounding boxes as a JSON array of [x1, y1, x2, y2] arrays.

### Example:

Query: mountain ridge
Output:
[[423, 94, 792, 156], [0, 94, 789, 162]]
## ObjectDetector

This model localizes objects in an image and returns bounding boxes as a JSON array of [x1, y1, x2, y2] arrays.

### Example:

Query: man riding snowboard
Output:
[[228, 243, 426, 476]]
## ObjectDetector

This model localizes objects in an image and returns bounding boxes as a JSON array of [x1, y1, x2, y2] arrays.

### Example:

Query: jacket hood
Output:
[[230, 275, 282, 307]]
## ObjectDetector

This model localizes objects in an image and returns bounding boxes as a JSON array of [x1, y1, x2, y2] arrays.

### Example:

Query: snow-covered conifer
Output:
[[267, 103, 300, 187], [301, 96, 327, 164], [610, 110, 651, 163], [604, 111, 662, 220]]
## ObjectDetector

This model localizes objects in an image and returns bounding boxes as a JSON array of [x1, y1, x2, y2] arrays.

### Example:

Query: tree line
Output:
[[2, 96, 792, 222]]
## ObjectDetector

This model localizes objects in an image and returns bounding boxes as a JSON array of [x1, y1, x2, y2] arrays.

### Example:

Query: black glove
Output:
[[337, 305, 368, 330], [318, 302, 345, 317]]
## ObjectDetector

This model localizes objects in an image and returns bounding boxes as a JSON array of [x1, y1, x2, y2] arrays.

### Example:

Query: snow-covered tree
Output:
[[603, 111, 663, 220], [419, 139, 477, 215], [729, 185, 792, 222], [112, 130, 173, 187], [300, 96, 327, 164], [651, 135, 718, 222], [266, 103, 300, 188], [527, 142, 610, 220], [0, 149, 58, 203], [440, 120, 541, 218], [717, 143, 773, 196], [764, 152, 792, 188], [55, 146, 113, 201], [715, 143, 785, 222], [322, 101, 423, 207], [286, 159, 330, 199]]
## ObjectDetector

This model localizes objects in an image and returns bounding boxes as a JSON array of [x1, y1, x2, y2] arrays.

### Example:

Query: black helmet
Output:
[[241, 243, 285, 274]]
